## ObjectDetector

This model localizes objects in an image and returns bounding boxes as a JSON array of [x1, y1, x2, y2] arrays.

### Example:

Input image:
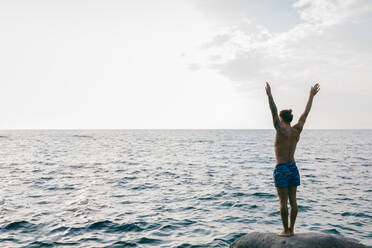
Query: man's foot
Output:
[[289, 228, 295, 236], [276, 231, 291, 237]]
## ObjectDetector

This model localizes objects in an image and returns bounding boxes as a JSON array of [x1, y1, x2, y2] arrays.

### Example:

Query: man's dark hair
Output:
[[280, 109, 293, 123]]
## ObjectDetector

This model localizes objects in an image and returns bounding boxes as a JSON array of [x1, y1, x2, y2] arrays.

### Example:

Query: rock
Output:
[[230, 232, 368, 248]]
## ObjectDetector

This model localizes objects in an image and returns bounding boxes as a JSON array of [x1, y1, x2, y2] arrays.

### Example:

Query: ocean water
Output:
[[0, 130, 371, 247]]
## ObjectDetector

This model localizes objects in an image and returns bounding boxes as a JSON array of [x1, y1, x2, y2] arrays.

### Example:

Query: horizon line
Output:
[[0, 128, 371, 131]]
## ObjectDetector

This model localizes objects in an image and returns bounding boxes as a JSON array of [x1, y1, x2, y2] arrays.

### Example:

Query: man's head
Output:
[[279, 109, 293, 124]]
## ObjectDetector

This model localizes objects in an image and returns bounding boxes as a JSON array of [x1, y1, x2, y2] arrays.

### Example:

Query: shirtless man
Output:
[[265, 82, 320, 237]]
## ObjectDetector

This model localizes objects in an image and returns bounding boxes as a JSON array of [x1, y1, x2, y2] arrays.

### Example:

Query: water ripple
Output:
[[0, 130, 371, 247]]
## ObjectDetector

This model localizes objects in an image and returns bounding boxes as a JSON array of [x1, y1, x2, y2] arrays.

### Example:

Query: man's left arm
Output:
[[265, 82, 280, 129]]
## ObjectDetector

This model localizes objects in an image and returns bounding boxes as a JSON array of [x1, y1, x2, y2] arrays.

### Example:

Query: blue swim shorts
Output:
[[273, 162, 300, 188]]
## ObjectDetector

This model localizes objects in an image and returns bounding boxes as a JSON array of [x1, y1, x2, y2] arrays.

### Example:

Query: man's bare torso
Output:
[[274, 124, 300, 164], [265, 82, 319, 237]]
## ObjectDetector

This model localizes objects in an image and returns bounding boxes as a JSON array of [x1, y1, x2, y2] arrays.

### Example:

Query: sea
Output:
[[0, 130, 371, 247]]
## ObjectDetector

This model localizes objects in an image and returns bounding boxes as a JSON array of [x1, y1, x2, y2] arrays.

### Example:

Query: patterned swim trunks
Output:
[[273, 162, 300, 188]]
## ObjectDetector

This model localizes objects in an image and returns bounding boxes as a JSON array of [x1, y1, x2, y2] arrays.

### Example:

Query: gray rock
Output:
[[230, 232, 368, 248]]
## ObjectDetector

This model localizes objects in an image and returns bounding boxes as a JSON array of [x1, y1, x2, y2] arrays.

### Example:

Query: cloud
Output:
[[293, 0, 371, 26], [186, 0, 372, 128], [191, 0, 372, 92], [192, 0, 300, 32]]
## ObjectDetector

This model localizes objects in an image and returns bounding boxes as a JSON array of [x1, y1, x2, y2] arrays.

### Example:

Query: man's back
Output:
[[265, 82, 320, 237], [275, 125, 300, 164]]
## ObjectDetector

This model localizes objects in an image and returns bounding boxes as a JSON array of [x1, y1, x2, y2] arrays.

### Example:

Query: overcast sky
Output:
[[0, 0, 371, 129]]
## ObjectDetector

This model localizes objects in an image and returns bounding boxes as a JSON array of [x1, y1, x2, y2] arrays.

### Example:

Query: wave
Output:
[[177, 236, 232, 247], [330, 224, 357, 232], [71, 135, 94, 138], [130, 183, 158, 190], [88, 221, 145, 232], [137, 237, 162, 244], [251, 192, 276, 198], [49, 226, 69, 234], [323, 228, 341, 235], [298, 205, 312, 211], [2, 220, 165, 237], [231, 192, 249, 197], [21, 241, 79, 247], [47, 221, 163, 239], [192, 139, 215, 144], [198, 191, 227, 200], [2, 221, 41, 233], [27, 241, 79, 247], [160, 224, 178, 231], [341, 212, 372, 218], [109, 241, 137, 247]]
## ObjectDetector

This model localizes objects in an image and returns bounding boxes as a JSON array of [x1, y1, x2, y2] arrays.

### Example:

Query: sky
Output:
[[0, 0, 371, 129]]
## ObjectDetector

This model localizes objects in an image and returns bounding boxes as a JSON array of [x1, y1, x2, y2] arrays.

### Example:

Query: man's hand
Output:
[[310, 83, 320, 97], [265, 82, 272, 96]]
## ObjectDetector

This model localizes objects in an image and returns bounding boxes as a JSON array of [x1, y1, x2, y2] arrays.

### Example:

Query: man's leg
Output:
[[276, 187, 290, 237], [288, 186, 298, 236]]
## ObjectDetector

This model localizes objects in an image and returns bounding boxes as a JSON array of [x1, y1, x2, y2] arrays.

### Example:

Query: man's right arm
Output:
[[293, 83, 320, 132], [265, 82, 281, 130]]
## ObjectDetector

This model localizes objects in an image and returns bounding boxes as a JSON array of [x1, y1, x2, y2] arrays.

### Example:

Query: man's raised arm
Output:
[[265, 82, 280, 129], [293, 83, 320, 132]]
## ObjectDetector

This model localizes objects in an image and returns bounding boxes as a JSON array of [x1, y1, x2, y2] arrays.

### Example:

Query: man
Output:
[[265, 82, 320, 237]]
